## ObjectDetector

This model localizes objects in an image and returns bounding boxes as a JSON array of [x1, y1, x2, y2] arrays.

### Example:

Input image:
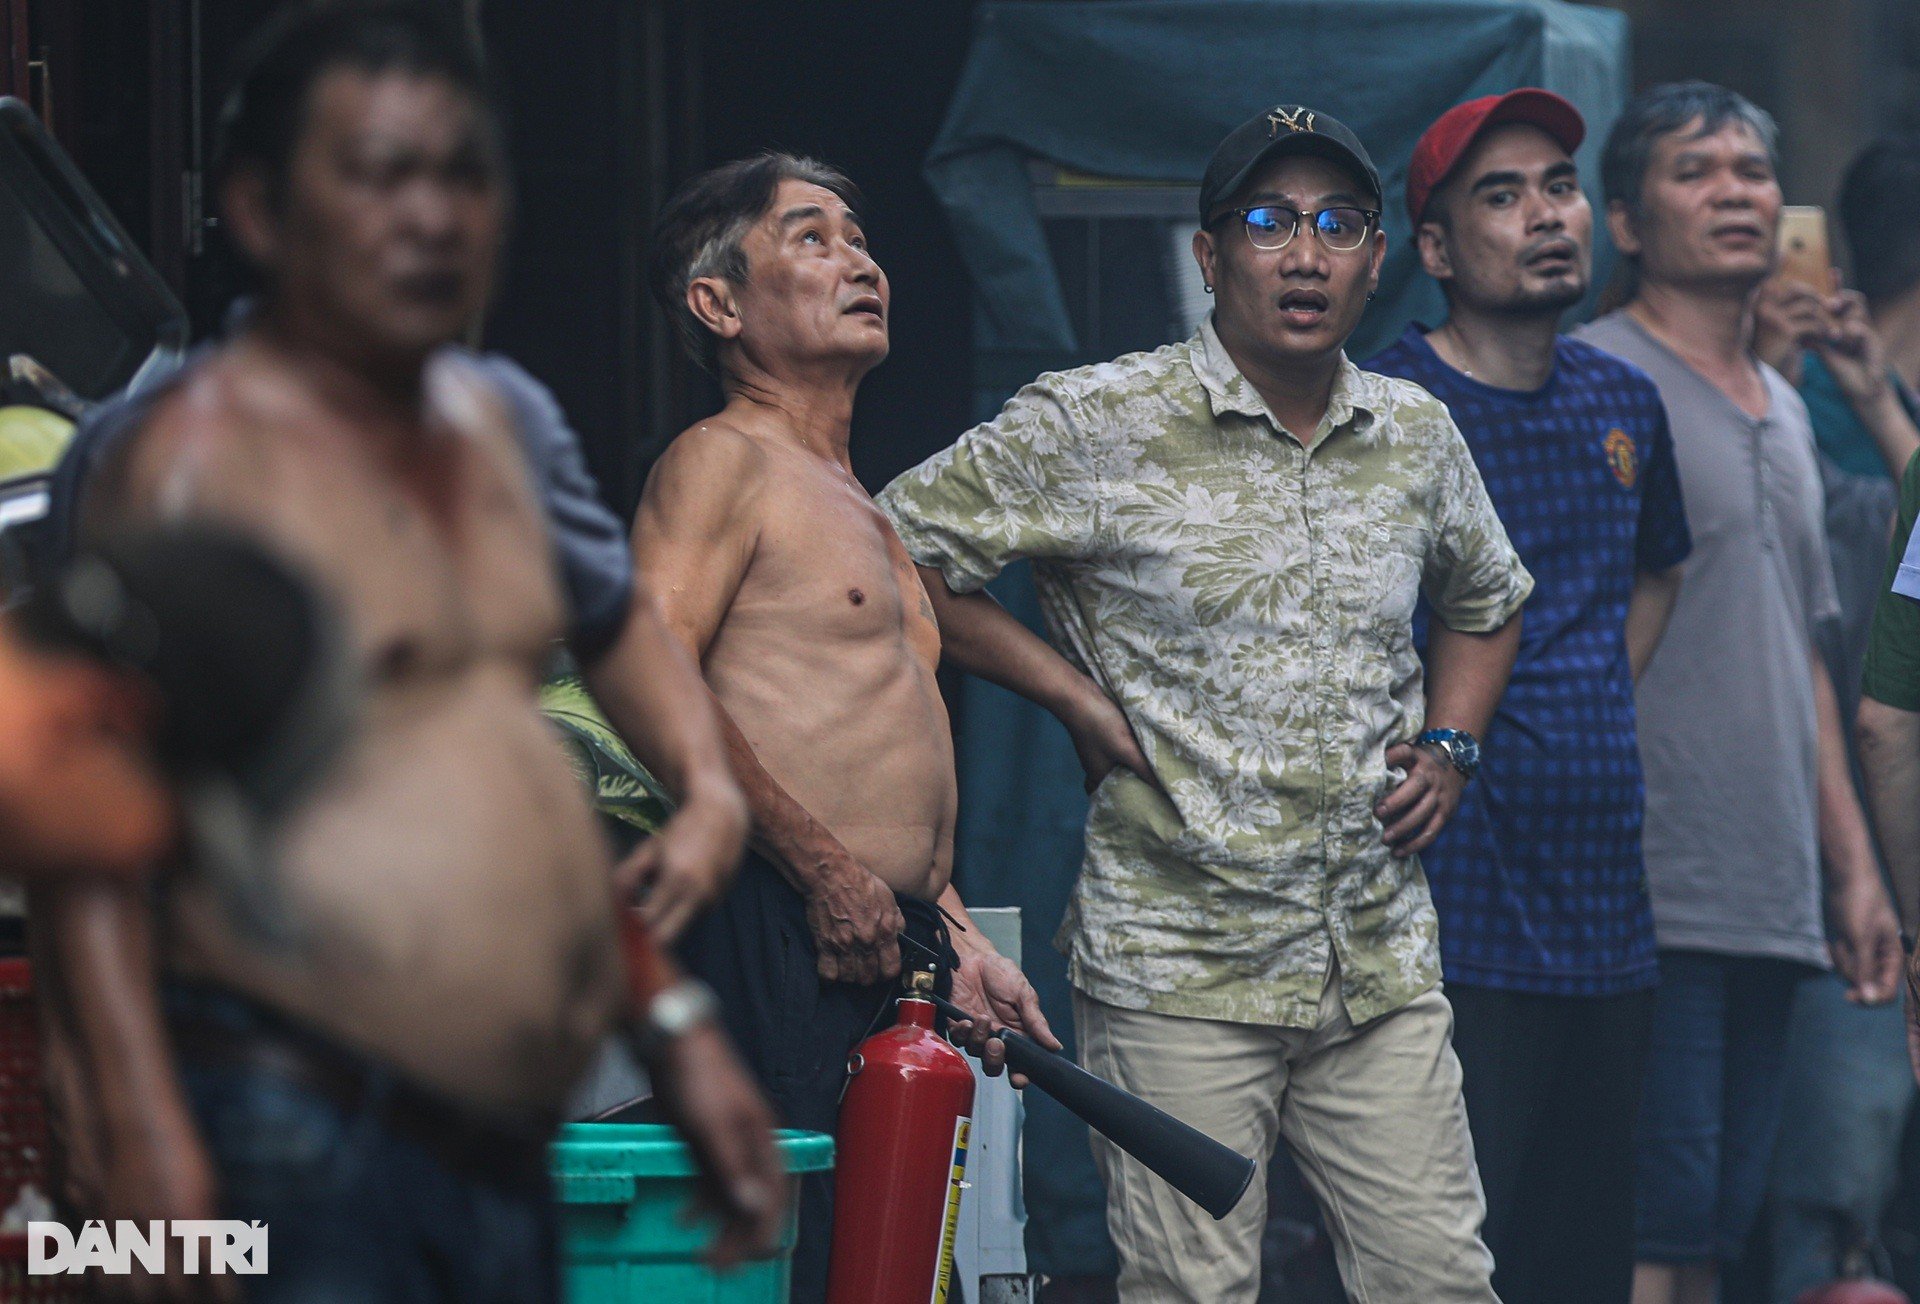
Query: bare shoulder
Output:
[[93, 354, 279, 523], [426, 352, 523, 459], [652, 417, 771, 487], [639, 417, 773, 528]]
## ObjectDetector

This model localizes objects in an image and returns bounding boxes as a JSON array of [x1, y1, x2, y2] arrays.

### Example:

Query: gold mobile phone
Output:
[[1775, 206, 1832, 293]]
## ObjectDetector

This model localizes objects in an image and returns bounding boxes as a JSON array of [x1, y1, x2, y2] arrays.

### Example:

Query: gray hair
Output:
[[1599, 80, 1779, 217], [648, 152, 865, 374]]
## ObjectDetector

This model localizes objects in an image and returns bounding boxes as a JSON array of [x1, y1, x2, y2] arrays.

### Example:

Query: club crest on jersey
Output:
[[1603, 428, 1637, 489]]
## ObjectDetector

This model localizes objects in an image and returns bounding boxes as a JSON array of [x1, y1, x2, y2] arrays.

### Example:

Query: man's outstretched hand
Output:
[[946, 946, 1061, 1088], [647, 1020, 789, 1271]]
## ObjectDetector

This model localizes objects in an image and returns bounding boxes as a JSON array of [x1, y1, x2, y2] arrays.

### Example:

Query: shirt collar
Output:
[[1324, 355, 1381, 437], [1193, 314, 1380, 440]]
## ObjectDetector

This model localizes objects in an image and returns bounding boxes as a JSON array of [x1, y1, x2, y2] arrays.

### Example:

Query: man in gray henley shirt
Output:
[[1572, 81, 1900, 1302]]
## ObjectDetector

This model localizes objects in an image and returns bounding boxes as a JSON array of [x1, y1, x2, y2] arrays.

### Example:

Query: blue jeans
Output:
[[1635, 950, 1811, 1263], [169, 985, 560, 1304], [1766, 973, 1915, 1302]]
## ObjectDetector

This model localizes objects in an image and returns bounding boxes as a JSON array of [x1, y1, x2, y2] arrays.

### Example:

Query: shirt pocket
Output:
[[1362, 520, 1429, 647]]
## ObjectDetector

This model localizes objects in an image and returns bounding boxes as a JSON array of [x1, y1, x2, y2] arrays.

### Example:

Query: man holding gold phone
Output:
[[1754, 198, 1920, 482]]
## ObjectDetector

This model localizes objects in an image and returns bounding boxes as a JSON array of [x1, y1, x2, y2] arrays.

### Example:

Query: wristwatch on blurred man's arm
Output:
[[632, 979, 723, 1064], [619, 908, 722, 1064]]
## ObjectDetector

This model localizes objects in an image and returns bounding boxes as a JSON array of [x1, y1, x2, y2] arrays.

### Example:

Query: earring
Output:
[[1204, 284, 1214, 294], [1366, 290, 1376, 302]]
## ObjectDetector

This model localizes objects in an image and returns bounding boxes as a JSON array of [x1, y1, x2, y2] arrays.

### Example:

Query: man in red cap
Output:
[[1364, 89, 1692, 1303]]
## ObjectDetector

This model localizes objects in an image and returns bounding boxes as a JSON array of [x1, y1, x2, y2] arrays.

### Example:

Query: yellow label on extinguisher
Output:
[[929, 1116, 971, 1304]]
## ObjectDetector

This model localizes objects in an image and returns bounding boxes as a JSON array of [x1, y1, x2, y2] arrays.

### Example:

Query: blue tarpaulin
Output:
[[928, 0, 1628, 361], [924, 0, 1628, 1277], [925, 0, 1620, 359]]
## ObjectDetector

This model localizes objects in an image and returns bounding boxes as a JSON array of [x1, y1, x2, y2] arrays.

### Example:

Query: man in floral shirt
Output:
[[880, 107, 1530, 1302]]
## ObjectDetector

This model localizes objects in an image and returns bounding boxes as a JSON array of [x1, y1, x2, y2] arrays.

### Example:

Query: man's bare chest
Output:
[[739, 472, 938, 656], [240, 427, 564, 673]]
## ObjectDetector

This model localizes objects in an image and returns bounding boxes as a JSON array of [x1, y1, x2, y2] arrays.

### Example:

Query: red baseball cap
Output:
[[1405, 89, 1586, 229]]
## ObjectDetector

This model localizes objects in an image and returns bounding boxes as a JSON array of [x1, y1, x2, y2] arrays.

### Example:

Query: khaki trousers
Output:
[[1074, 964, 1499, 1304]]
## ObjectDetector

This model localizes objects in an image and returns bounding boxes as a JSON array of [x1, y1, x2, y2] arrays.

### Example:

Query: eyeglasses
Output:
[[1210, 204, 1380, 252]]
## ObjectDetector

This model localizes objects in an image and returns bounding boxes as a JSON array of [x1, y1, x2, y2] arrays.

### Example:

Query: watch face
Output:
[[1457, 734, 1480, 769]]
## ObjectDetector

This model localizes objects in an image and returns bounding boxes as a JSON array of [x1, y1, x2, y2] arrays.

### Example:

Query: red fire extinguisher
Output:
[[825, 969, 977, 1304]]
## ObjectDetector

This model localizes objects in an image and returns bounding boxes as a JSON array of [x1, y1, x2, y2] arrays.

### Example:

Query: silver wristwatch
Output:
[[631, 978, 721, 1063]]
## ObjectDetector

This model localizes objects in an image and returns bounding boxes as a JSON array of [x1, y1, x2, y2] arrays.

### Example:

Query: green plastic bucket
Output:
[[551, 1123, 834, 1303]]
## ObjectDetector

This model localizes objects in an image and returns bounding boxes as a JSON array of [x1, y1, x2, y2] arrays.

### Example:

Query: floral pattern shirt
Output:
[[878, 318, 1532, 1026]]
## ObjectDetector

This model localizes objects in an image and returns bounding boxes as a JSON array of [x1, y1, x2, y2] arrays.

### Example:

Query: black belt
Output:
[[169, 1004, 555, 1192]]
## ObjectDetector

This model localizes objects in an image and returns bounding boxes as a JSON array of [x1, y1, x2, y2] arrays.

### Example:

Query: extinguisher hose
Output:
[[908, 945, 1255, 1222]]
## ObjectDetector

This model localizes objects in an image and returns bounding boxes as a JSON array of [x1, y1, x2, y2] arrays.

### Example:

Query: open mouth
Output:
[[1709, 220, 1767, 244], [1526, 241, 1578, 269], [1276, 288, 1330, 325], [844, 295, 886, 321]]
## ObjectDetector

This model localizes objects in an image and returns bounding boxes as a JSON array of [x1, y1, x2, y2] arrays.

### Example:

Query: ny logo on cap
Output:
[[1268, 107, 1315, 136]]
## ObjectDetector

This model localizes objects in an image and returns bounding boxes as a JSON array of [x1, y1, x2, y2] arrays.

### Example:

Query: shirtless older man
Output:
[[33, 6, 780, 1297], [642, 153, 1057, 1303]]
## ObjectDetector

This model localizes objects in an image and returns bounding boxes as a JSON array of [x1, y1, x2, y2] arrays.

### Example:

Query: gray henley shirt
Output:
[[1574, 311, 1838, 969]]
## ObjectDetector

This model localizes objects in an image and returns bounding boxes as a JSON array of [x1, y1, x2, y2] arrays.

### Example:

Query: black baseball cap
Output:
[[1199, 105, 1384, 222]]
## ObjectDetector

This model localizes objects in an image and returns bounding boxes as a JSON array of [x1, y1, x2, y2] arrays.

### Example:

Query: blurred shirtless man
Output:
[[33, 6, 779, 1298], [643, 153, 1058, 1304]]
